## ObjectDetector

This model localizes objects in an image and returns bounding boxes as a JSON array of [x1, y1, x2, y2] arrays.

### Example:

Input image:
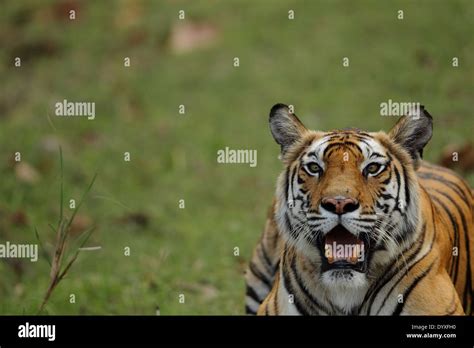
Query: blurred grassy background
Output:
[[0, 0, 473, 315]]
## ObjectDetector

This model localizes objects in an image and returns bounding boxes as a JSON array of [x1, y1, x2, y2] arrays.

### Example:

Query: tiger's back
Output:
[[417, 162, 473, 312]]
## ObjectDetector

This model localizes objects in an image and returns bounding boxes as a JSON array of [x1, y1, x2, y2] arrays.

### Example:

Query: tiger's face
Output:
[[270, 104, 432, 289]]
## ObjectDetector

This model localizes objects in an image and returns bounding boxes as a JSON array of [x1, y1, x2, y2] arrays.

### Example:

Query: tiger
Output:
[[245, 103, 473, 315]]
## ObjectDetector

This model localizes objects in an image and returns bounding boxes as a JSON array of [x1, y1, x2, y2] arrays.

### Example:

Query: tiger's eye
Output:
[[366, 163, 381, 174], [307, 162, 321, 174]]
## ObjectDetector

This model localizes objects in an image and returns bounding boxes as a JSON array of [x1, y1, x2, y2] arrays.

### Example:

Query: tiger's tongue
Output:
[[324, 225, 363, 264]]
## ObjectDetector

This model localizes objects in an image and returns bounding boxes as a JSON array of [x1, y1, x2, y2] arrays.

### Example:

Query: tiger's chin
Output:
[[320, 270, 369, 313], [320, 269, 368, 288]]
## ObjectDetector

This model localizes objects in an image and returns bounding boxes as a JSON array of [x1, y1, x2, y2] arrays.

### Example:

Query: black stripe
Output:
[[381, 167, 393, 185], [245, 304, 256, 314], [291, 255, 330, 314], [393, 165, 403, 214], [325, 145, 343, 158], [418, 172, 470, 203], [380, 193, 395, 200], [344, 141, 363, 154], [288, 207, 305, 225], [297, 173, 305, 184], [426, 190, 453, 244], [430, 194, 460, 284], [249, 261, 273, 289], [392, 261, 435, 315], [354, 218, 377, 223], [370, 152, 384, 159], [290, 165, 297, 201], [402, 167, 411, 207], [284, 213, 296, 239], [246, 285, 263, 302], [259, 244, 274, 273], [323, 143, 341, 157], [306, 150, 317, 159], [352, 135, 371, 147], [284, 168, 290, 203], [429, 192, 455, 305], [306, 216, 326, 221], [358, 139, 371, 147], [432, 189, 471, 310], [281, 250, 310, 315]]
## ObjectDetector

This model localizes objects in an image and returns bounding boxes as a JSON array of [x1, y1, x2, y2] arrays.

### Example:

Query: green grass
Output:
[[0, 0, 473, 315]]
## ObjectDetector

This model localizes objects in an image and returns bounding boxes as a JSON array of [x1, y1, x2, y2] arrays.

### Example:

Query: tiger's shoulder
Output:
[[417, 161, 473, 205]]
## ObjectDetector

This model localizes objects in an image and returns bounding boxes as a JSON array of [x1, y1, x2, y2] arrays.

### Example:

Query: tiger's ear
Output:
[[388, 106, 433, 167], [269, 103, 308, 154]]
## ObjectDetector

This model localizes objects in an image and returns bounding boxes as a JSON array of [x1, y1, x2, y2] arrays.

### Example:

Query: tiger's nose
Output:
[[321, 196, 359, 215]]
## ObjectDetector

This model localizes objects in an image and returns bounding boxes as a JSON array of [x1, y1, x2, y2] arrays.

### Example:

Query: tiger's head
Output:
[[270, 103, 433, 289]]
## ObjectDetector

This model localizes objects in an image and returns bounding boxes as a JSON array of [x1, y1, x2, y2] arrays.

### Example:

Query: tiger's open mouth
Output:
[[317, 225, 369, 273]]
